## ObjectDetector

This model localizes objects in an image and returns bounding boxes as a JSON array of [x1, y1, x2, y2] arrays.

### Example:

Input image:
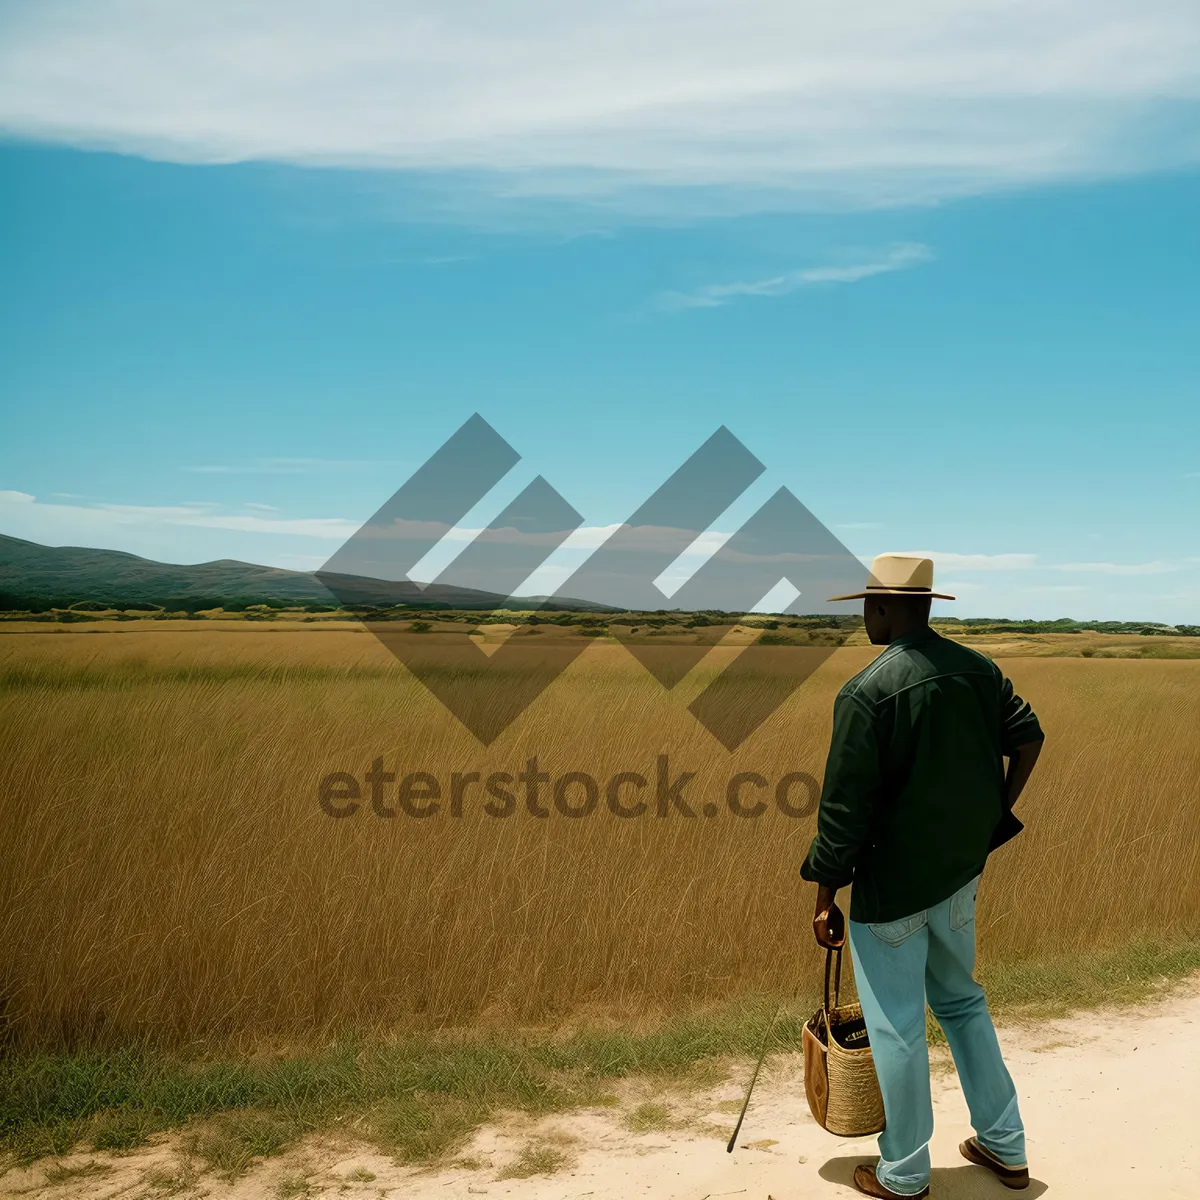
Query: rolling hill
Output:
[[0, 534, 614, 611]]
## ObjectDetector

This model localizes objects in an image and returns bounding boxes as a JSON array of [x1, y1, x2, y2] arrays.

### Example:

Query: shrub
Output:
[[160, 596, 228, 614], [220, 598, 288, 613]]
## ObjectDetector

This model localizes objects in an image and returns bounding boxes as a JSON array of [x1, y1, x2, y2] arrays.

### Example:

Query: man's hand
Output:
[[1003, 738, 1043, 810], [812, 883, 846, 949]]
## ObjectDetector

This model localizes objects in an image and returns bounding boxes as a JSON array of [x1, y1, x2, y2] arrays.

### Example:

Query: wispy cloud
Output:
[[890, 551, 1200, 576], [659, 243, 932, 309], [1048, 559, 1197, 576], [182, 457, 379, 475], [890, 551, 1038, 571], [0, 491, 358, 540], [1, 3, 1197, 221]]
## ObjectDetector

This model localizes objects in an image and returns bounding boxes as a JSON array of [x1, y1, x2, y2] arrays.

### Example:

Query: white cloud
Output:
[[0, 491, 358, 541], [889, 551, 1039, 571], [4, 488, 1198, 622], [1048, 559, 1193, 576], [661, 243, 930, 309], [182, 457, 378, 475], [1, 2, 1198, 219], [891, 552, 1199, 577]]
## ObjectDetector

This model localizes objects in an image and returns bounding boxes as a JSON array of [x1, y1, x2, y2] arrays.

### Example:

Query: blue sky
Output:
[[1, 2, 1198, 621]]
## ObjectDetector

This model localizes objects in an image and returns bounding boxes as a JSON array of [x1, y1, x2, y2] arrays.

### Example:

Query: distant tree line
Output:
[[930, 616, 1200, 636], [0, 592, 315, 614], [0, 590, 1194, 636]]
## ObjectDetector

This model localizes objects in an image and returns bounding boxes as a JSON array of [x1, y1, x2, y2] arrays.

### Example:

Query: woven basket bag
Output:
[[802, 946, 886, 1137]]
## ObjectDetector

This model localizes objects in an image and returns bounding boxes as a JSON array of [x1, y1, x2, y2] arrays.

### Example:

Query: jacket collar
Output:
[[887, 627, 940, 652]]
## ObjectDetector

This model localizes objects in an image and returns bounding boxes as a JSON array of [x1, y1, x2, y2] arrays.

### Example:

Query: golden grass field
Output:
[[2, 622, 1199, 1052]]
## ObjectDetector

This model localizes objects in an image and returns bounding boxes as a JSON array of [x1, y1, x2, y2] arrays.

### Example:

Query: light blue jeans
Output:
[[847, 875, 1026, 1196]]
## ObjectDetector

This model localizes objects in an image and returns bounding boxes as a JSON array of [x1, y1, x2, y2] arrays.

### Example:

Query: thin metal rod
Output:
[[726, 1001, 784, 1153]]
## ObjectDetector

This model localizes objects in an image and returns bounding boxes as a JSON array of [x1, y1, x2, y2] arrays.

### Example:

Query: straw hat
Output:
[[828, 554, 955, 602]]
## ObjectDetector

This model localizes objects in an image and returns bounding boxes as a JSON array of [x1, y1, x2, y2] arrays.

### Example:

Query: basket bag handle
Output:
[[824, 945, 843, 1015]]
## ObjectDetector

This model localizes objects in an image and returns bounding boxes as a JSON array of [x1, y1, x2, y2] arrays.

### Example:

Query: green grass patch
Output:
[[978, 938, 1200, 1019], [623, 1100, 674, 1133], [41, 1158, 113, 1184], [275, 1173, 315, 1198], [184, 1109, 305, 1178], [0, 1005, 786, 1170], [496, 1143, 569, 1179], [367, 1094, 488, 1162], [140, 1160, 201, 1195], [89, 1104, 162, 1151], [1, 939, 1196, 1173]]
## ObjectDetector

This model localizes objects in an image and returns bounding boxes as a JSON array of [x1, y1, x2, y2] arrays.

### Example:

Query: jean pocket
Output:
[[868, 911, 927, 947], [949, 876, 980, 931]]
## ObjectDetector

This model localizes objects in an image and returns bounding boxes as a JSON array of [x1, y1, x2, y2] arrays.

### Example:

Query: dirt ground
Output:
[[4, 977, 1197, 1200]]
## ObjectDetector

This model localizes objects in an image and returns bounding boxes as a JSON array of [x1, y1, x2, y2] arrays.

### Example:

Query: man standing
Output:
[[801, 554, 1045, 1199]]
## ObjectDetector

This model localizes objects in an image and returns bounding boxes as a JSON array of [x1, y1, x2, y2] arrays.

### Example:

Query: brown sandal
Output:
[[852, 1163, 930, 1199], [959, 1137, 1030, 1189]]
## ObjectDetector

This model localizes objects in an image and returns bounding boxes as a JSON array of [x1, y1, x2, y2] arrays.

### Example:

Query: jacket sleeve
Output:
[[998, 673, 1045, 755], [800, 691, 882, 889]]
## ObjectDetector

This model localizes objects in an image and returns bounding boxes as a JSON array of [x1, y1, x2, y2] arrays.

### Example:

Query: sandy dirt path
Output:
[[4, 981, 1198, 1200]]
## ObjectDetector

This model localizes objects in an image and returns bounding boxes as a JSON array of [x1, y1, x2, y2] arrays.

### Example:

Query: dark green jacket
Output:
[[800, 628, 1044, 924]]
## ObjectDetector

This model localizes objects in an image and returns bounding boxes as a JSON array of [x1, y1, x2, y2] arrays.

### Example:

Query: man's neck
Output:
[[887, 621, 933, 645]]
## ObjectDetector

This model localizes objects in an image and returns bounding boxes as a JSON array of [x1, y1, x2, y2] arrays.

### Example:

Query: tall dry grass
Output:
[[1, 627, 1198, 1050]]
